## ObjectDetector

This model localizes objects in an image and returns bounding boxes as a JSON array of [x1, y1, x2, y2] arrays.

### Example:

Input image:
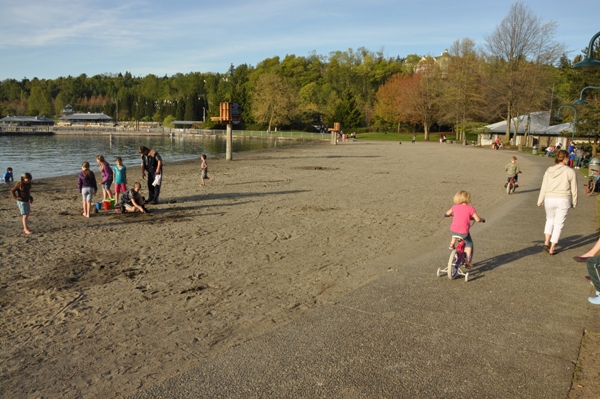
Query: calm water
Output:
[[0, 134, 306, 179]]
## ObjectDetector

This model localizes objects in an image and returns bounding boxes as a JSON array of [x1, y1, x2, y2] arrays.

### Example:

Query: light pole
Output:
[[573, 85, 600, 105], [573, 31, 600, 70], [554, 105, 577, 141]]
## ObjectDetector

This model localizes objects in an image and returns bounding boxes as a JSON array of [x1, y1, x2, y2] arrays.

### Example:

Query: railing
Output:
[[1, 124, 330, 140], [162, 127, 328, 140], [0, 125, 53, 133]]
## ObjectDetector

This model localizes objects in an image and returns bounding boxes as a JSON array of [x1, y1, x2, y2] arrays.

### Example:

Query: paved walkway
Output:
[[131, 151, 600, 399]]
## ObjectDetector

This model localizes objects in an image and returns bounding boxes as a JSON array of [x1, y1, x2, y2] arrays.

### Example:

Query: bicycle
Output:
[[437, 217, 485, 281], [586, 174, 600, 196], [505, 171, 521, 194]]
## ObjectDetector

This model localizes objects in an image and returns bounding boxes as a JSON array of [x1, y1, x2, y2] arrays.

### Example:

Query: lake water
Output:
[[0, 134, 308, 179]]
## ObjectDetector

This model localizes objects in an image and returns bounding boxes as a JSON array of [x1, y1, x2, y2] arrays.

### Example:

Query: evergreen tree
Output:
[[185, 93, 200, 121], [176, 98, 186, 120], [329, 90, 362, 129]]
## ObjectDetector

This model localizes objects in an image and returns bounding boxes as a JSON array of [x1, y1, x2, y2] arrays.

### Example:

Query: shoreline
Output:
[[0, 134, 324, 180]]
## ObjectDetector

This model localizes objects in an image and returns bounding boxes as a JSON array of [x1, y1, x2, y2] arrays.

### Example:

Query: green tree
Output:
[[175, 99, 186, 120], [576, 96, 600, 155], [251, 72, 297, 131], [184, 93, 200, 121], [328, 90, 362, 129], [163, 114, 176, 128], [27, 85, 54, 116]]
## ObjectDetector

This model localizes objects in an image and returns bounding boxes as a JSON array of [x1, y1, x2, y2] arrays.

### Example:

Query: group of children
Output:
[[7, 153, 215, 234], [77, 156, 131, 218]]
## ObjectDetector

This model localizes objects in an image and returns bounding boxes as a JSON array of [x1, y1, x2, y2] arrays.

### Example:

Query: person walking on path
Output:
[[139, 146, 162, 204], [10, 172, 33, 234], [78, 162, 97, 218], [537, 150, 578, 255]]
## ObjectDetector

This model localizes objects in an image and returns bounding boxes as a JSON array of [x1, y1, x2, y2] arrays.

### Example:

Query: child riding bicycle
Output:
[[445, 190, 485, 269], [504, 156, 522, 188]]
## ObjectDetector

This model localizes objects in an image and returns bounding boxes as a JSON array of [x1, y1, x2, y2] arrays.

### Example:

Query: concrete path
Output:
[[131, 149, 600, 399]]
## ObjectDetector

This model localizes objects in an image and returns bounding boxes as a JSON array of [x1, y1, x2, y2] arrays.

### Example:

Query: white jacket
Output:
[[537, 164, 578, 207]]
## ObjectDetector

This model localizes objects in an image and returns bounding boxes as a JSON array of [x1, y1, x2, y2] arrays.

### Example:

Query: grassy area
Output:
[[354, 132, 479, 142]]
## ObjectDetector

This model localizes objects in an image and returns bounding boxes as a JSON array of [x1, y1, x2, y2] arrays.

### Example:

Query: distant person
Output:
[[96, 155, 114, 202], [3, 167, 14, 183], [537, 150, 578, 255], [445, 190, 485, 269], [10, 172, 33, 234], [139, 146, 162, 204], [113, 157, 127, 205], [119, 182, 147, 213], [575, 147, 584, 169], [569, 150, 576, 168], [200, 154, 213, 186], [412, 135, 416, 144], [504, 156, 522, 188], [78, 162, 97, 218]]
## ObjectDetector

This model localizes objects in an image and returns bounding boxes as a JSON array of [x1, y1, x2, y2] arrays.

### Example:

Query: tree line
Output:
[[1, 2, 599, 143]]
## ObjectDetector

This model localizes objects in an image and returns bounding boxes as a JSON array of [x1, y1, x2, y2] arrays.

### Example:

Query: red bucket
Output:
[[103, 201, 111, 211]]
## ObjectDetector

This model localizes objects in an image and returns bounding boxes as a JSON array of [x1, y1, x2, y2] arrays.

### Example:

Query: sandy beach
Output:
[[0, 140, 555, 398]]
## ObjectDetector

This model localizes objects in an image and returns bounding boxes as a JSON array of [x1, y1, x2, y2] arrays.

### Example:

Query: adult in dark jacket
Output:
[[139, 146, 162, 204]]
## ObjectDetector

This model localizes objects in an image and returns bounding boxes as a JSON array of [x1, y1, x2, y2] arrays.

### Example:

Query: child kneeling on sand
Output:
[[119, 182, 148, 213]]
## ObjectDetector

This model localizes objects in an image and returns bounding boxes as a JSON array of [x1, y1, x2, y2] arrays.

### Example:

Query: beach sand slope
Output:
[[1, 141, 545, 398]]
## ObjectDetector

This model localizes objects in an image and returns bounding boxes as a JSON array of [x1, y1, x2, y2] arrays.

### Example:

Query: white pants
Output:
[[544, 198, 571, 244]]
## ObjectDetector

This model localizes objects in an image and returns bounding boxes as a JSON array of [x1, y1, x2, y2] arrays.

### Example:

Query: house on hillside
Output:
[[415, 50, 451, 74]]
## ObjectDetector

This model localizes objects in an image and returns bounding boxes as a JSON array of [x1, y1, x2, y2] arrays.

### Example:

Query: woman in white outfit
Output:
[[537, 149, 578, 255]]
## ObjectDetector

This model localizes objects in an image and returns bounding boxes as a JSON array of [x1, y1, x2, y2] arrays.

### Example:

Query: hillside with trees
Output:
[[1, 2, 599, 139]]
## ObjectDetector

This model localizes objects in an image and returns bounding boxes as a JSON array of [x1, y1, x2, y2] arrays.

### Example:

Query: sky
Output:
[[2, 0, 599, 80]]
